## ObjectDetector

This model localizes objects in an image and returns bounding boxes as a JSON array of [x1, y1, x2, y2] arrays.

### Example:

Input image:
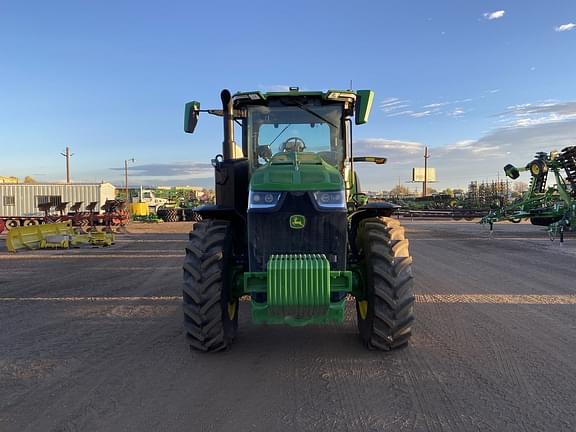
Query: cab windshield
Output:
[[246, 103, 344, 168]]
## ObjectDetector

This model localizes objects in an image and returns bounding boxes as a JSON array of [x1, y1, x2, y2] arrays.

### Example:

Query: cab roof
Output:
[[232, 88, 358, 104]]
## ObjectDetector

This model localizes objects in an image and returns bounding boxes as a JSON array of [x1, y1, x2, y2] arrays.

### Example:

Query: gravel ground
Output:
[[1, 220, 575, 432]]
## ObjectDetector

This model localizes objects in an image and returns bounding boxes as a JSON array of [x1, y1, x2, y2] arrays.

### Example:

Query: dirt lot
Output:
[[1, 220, 575, 432]]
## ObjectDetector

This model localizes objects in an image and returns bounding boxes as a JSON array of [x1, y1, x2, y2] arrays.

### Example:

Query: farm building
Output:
[[0, 183, 116, 218]]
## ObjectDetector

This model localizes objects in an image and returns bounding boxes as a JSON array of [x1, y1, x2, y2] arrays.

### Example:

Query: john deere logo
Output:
[[289, 215, 306, 229]]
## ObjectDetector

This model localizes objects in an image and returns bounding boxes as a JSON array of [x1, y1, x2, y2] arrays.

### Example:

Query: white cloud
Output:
[[440, 140, 503, 158], [472, 120, 576, 163], [354, 113, 576, 191], [445, 140, 476, 150], [449, 108, 465, 118], [380, 98, 401, 107], [380, 93, 489, 120], [382, 98, 466, 118], [354, 138, 423, 155], [422, 102, 449, 109], [386, 110, 415, 117], [354, 135, 508, 191], [410, 110, 433, 118], [498, 101, 576, 128], [484, 10, 506, 20], [472, 146, 500, 154], [111, 162, 213, 178], [379, 98, 410, 114], [555, 23, 576, 32]]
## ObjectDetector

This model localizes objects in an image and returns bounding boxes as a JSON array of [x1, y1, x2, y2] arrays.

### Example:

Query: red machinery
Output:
[[0, 200, 128, 234]]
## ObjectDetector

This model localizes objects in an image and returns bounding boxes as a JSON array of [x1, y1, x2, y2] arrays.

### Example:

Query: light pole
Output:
[[423, 146, 430, 197], [60, 147, 73, 184], [125, 158, 134, 206]]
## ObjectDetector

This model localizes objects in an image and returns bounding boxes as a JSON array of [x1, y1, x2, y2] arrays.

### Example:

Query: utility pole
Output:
[[125, 158, 135, 206], [423, 146, 430, 197], [60, 147, 73, 184]]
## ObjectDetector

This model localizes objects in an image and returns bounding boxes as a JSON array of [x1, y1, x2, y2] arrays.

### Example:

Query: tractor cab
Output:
[[185, 88, 375, 201]]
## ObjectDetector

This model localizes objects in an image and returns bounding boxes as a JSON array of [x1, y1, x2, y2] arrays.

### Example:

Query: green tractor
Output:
[[182, 87, 414, 352]]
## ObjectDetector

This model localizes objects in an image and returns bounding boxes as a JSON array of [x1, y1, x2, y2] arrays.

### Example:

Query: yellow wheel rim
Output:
[[227, 302, 237, 320], [358, 300, 368, 320]]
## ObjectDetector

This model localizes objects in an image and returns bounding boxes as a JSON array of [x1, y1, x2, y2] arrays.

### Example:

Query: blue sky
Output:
[[1, 0, 575, 191]]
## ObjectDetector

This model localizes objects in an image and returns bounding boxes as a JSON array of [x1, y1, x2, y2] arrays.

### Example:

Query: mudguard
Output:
[[349, 201, 401, 257]]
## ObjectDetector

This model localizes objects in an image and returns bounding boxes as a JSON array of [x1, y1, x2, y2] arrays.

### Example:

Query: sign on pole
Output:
[[412, 168, 437, 182]]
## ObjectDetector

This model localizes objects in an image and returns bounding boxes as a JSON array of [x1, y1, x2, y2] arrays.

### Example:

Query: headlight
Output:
[[248, 191, 283, 209], [312, 191, 346, 209]]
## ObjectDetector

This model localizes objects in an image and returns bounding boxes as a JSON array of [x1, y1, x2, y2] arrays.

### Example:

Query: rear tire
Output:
[[355, 217, 415, 350], [182, 219, 238, 352], [6, 219, 20, 230]]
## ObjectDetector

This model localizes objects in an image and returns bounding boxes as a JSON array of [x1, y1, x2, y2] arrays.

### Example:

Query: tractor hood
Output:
[[250, 152, 343, 191]]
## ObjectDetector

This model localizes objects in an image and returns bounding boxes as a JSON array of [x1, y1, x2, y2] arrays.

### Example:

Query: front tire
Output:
[[183, 219, 238, 352], [355, 217, 415, 350]]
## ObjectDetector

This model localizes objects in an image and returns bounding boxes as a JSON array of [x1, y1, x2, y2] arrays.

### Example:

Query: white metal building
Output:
[[0, 183, 116, 217]]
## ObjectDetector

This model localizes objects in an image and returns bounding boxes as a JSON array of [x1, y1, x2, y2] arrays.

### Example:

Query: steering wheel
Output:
[[280, 137, 306, 152]]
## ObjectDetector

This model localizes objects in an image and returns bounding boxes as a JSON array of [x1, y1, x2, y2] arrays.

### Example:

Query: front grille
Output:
[[248, 192, 347, 272]]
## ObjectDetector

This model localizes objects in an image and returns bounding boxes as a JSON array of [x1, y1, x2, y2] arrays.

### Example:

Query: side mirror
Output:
[[352, 156, 386, 165], [355, 90, 374, 125], [184, 101, 201, 133], [258, 145, 272, 161]]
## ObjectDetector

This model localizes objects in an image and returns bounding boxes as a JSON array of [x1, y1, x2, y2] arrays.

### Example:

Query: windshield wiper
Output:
[[280, 100, 339, 129], [269, 124, 291, 146]]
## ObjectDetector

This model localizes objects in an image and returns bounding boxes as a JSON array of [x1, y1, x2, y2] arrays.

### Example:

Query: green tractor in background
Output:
[[183, 87, 414, 352]]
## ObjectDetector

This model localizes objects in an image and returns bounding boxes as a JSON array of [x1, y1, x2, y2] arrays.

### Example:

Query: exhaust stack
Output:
[[221, 89, 236, 160]]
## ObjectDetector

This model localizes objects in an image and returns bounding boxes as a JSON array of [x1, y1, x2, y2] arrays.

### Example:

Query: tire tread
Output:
[[357, 217, 415, 350]]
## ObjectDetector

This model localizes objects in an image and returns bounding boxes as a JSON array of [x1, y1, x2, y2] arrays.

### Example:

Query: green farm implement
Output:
[[481, 147, 576, 241], [182, 88, 415, 351]]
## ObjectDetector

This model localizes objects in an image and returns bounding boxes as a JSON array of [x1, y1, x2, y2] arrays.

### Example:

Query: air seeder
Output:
[[182, 88, 414, 351]]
